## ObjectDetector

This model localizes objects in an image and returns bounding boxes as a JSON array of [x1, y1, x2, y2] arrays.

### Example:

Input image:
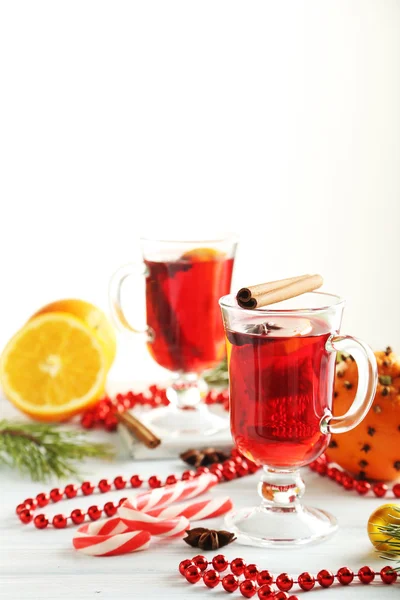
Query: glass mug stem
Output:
[[321, 334, 377, 434], [258, 468, 305, 509]]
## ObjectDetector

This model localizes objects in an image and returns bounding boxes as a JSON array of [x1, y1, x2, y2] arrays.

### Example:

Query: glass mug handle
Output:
[[322, 335, 377, 434], [109, 263, 152, 340]]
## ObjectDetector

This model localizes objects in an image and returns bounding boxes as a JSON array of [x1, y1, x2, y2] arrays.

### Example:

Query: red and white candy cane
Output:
[[73, 519, 151, 557], [135, 473, 218, 512], [118, 502, 190, 538], [145, 496, 233, 521]]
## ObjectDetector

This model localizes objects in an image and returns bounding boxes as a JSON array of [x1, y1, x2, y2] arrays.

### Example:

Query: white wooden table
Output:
[[0, 347, 398, 600]]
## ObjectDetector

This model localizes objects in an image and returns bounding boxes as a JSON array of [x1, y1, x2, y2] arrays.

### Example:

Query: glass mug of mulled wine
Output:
[[109, 235, 238, 436], [219, 292, 377, 546]]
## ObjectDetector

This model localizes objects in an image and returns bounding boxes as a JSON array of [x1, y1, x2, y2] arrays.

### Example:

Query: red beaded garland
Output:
[[98, 479, 111, 493], [231, 558, 246, 576], [274, 593, 289, 600], [182, 470, 195, 481], [165, 475, 177, 485], [113, 476, 127, 490], [316, 569, 334, 588], [358, 566, 375, 584], [23, 497, 37, 509], [222, 574, 240, 593], [104, 501, 117, 517], [81, 481, 94, 495], [393, 483, 400, 498], [239, 579, 257, 598], [19, 509, 33, 524], [203, 569, 220, 589], [16, 503, 27, 515], [130, 474, 143, 488], [373, 482, 388, 498], [148, 475, 162, 489], [36, 493, 49, 507]]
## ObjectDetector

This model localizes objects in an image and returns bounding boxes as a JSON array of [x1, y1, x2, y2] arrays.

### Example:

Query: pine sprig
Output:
[[0, 419, 114, 482], [204, 358, 229, 387]]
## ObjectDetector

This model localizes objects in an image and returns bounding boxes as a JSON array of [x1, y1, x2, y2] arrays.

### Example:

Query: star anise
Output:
[[244, 322, 283, 335], [180, 447, 231, 468], [183, 527, 236, 550]]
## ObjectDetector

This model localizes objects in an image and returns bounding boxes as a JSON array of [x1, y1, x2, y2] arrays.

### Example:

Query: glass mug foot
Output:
[[141, 403, 228, 437], [225, 504, 338, 547]]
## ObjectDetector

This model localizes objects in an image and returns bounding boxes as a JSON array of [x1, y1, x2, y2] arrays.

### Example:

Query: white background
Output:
[[0, 0, 400, 367]]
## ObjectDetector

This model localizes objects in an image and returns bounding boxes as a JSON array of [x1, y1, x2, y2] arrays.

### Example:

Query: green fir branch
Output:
[[377, 506, 400, 572], [0, 419, 114, 482], [203, 358, 229, 387]]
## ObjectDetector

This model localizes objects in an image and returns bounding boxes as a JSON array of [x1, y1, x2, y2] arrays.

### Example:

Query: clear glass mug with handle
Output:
[[109, 234, 238, 436], [219, 291, 377, 546]]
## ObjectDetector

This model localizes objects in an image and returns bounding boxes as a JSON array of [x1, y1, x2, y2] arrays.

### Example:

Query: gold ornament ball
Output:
[[367, 503, 400, 552]]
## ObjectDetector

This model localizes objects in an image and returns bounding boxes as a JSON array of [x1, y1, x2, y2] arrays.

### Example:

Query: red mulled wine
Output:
[[227, 317, 336, 468], [145, 254, 234, 373]]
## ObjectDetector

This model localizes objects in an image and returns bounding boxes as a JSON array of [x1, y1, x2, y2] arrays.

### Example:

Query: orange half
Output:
[[0, 313, 108, 421]]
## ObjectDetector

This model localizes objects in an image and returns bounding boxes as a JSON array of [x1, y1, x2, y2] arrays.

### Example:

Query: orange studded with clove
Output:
[[326, 347, 400, 481]]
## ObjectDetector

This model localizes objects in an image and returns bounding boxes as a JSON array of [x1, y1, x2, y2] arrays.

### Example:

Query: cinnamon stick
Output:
[[236, 274, 323, 309], [116, 411, 161, 449]]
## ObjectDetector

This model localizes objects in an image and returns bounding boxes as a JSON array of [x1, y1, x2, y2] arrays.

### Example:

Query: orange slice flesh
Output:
[[0, 313, 107, 421], [181, 247, 226, 262]]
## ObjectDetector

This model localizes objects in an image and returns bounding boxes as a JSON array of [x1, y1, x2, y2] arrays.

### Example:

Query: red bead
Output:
[[34, 514, 48, 529], [222, 466, 237, 481], [210, 463, 223, 474], [212, 554, 229, 572], [113, 476, 127, 490], [104, 501, 117, 517], [334, 470, 343, 484], [276, 573, 293, 592], [178, 559, 192, 576], [88, 505, 102, 521], [297, 572, 315, 591], [337, 566, 354, 585], [274, 593, 289, 600], [23, 497, 37, 509], [327, 466, 339, 479], [393, 483, 400, 498], [317, 569, 334, 587], [166, 475, 177, 485], [244, 564, 259, 580], [316, 462, 327, 476], [81, 412, 95, 429], [380, 566, 397, 584], [52, 514, 67, 528], [223, 459, 236, 469], [209, 466, 223, 482], [118, 497, 128, 506], [257, 585, 273, 599], [81, 481, 94, 495], [357, 566, 375, 584], [64, 484, 78, 499], [203, 569, 220, 588], [148, 475, 162, 488], [16, 503, 27, 515], [288, 597, 299, 600], [240, 579, 257, 598], [36, 493, 50, 507], [222, 574, 239, 593], [192, 555, 208, 572], [355, 480, 371, 495], [341, 474, 354, 490], [182, 470, 195, 481], [231, 558, 246, 576], [19, 509, 33, 524], [70, 509, 85, 525], [130, 474, 143, 488], [196, 467, 210, 476], [373, 482, 388, 497], [247, 461, 259, 474], [184, 565, 201, 584], [257, 571, 273, 586], [98, 479, 111, 493], [49, 488, 62, 502], [104, 414, 118, 431], [236, 462, 249, 477]]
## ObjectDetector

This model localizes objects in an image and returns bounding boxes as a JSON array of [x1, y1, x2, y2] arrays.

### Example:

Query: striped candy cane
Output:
[[118, 502, 190, 538], [73, 519, 151, 557], [135, 473, 218, 512], [144, 496, 233, 521]]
